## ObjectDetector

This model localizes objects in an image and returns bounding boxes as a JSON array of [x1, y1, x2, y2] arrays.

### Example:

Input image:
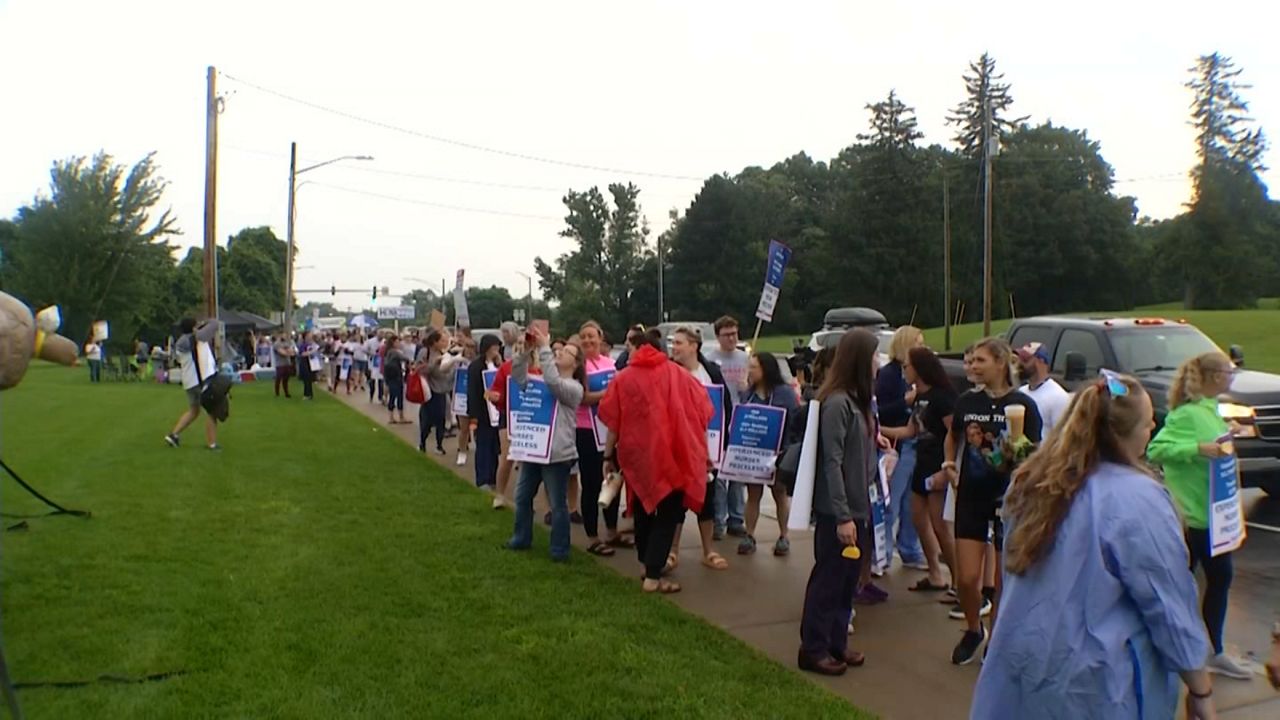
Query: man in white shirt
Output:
[[1016, 342, 1071, 434], [165, 318, 221, 450], [702, 315, 750, 539]]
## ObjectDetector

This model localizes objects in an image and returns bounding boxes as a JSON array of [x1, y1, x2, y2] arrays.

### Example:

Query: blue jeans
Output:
[[88, 359, 102, 383], [714, 476, 746, 531], [885, 439, 925, 564], [509, 460, 572, 560]]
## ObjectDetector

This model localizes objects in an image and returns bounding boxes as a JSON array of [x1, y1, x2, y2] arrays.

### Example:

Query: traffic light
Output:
[[330, 285, 336, 296], [372, 286, 377, 300]]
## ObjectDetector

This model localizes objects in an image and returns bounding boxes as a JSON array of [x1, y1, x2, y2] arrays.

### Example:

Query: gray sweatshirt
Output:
[[513, 344, 583, 465], [814, 390, 874, 523]]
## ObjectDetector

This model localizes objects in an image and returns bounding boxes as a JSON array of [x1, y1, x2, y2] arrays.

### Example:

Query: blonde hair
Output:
[[1003, 374, 1150, 574], [1169, 351, 1231, 409], [889, 326, 923, 364], [972, 336, 1017, 390]]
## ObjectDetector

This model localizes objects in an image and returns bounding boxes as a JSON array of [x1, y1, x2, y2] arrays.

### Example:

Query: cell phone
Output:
[[525, 331, 537, 345]]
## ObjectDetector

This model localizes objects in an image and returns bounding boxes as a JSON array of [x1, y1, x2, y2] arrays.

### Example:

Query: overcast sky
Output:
[[2, 0, 1276, 311]]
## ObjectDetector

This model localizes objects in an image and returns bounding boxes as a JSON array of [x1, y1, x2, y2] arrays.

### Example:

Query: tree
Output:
[[1, 151, 179, 346], [857, 89, 924, 151], [220, 226, 287, 317], [534, 184, 652, 338], [947, 53, 1028, 158]]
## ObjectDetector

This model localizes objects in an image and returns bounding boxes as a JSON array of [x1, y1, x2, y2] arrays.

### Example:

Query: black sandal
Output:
[[605, 535, 635, 549], [909, 578, 949, 592], [586, 541, 616, 557]]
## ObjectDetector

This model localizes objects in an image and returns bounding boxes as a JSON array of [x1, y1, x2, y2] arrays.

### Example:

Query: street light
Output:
[[515, 271, 533, 323], [284, 143, 373, 331]]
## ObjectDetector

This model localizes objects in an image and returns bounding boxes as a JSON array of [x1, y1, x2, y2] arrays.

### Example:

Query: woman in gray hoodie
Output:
[[798, 328, 879, 677], [504, 325, 585, 562]]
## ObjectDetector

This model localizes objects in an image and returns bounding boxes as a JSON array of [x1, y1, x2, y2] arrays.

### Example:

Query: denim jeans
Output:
[[885, 439, 925, 564], [714, 476, 746, 531], [510, 460, 572, 560]]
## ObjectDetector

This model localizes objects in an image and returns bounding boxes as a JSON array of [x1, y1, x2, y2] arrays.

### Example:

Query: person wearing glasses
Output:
[[704, 315, 750, 540], [974, 371, 1216, 720], [1148, 352, 1253, 680]]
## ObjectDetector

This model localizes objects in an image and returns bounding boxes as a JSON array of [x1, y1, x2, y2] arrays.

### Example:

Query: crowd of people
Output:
[[158, 313, 1280, 717]]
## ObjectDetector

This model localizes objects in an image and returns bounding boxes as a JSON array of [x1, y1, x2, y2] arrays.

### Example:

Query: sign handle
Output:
[[751, 318, 763, 349]]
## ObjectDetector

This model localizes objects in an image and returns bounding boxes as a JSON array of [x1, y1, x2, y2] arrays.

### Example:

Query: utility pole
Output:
[[981, 95, 994, 338], [943, 173, 952, 351], [657, 234, 665, 324], [284, 141, 298, 332], [202, 65, 220, 321]]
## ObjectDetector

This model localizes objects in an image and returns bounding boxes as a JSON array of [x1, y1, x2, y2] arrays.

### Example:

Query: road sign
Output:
[[376, 305, 415, 320]]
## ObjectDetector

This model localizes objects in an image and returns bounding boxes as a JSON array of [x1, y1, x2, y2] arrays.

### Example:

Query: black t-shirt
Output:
[[910, 386, 958, 485], [950, 389, 1042, 505]]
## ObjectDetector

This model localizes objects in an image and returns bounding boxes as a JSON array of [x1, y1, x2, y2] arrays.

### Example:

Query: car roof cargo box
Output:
[[823, 307, 889, 330]]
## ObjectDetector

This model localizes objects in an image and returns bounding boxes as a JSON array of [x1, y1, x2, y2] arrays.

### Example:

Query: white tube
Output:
[[787, 399, 821, 531]]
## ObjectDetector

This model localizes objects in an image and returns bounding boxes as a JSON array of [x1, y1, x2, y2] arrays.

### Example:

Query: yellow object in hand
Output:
[[841, 545, 861, 560]]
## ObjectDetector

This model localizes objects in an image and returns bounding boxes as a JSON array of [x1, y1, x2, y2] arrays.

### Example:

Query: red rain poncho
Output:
[[597, 344, 713, 514]]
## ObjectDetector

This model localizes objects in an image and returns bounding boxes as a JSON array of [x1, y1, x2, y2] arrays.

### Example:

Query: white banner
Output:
[[377, 305, 415, 320]]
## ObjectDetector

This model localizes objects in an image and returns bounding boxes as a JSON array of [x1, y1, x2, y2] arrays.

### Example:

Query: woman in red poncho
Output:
[[599, 328, 713, 594]]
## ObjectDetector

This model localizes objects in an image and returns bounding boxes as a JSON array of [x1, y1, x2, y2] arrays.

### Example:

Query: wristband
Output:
[[942, 461, 957, 470], [1187, 686, 1212, 699]]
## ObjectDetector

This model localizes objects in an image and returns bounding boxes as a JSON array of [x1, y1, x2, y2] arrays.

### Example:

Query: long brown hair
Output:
[[817, 329, 879, 427], [972, 336, 1016, 391], [1003, 374, 1150, 574], [1168, 351, 1231, 409]]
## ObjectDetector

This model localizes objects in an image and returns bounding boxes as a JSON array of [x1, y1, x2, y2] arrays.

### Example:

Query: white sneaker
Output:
[[1208, 652, 1254, 680], [456, 452, 468, 466], [871, 566, 885, 578], [847, 622, 855, 635], [491, 496, 506, 510]]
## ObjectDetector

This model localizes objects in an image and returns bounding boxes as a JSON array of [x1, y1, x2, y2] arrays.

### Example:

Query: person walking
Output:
[[366, 331, 385, 404], [504, 326, 584, 562], [942, 337, 1043, 665], [737, 351, 800, 557], [881, 347, 957, 593], [415, 330, 459, 455], [1148, 352, 1253, 680], [875, 325, 928, 570], [705, 315, 751, 540], [164, 318, 221, 450], [668, 326, 731, 572], [797, 329, 879, 676], [973, 372, 1217, 720], [382, 335, 409, 425], [599, 328, 713, 594], [272, 332, 296, 398], [298, 331, 321, 400], [467, 334, 503, 490], [575, 321, 630, 556], [1016, 342, 1071, 434]]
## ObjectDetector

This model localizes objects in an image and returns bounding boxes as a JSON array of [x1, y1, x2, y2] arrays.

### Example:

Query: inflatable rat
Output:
[[0, 292, 79, 390]]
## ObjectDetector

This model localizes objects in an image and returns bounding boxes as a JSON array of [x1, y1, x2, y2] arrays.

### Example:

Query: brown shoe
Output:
[[798, 651, 847, 676], [837, 649, 866, 667]]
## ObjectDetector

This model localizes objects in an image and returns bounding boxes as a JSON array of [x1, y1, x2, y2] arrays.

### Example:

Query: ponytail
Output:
[[1169, 351, 1229, 409]]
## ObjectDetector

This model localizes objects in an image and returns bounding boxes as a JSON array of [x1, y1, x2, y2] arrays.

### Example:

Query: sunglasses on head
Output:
[[1098, 369, 1128, 398]]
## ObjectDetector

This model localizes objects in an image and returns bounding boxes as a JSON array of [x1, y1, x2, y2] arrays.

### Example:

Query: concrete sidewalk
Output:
[[329, 386, 1280, 719]]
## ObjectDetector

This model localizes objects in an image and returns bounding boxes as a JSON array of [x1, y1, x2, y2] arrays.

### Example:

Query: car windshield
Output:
[[1110, 327, 1221, 373]]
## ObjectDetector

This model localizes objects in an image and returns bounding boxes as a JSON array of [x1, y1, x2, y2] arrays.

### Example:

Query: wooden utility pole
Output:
[[943, 173, 952, 350], [981, 96, 994, 338], [202, 66, 220, 320], [284, 141, 298, 332]]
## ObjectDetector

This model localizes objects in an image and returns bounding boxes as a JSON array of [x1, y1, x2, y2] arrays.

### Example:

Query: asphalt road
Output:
[[1229, 489, 1280, 661]]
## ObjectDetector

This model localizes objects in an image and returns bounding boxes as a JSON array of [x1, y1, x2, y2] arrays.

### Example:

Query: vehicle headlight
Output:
[[1218, 402, 1254, 420]]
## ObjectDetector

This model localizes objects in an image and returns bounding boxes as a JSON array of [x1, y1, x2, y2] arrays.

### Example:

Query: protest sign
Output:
[[376, 305, 415, 320], [755, 240, 792, 323], [482, 369, 499, 427], [1209, 433, 1246, 556], [718, 404, 786, 484], [453, 269, 470, 329], [507, 376, 558, 463], [429, 309, 446, 330], [452, 366, 469, 416], [869, 457, 890, 571], [705, 384, 725, 465], [587, 369, 616, 451]]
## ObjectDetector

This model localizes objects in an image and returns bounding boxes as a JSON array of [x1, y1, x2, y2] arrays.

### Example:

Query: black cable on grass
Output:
[[0, 460, 90, 519], [14, 670, 191, 691]]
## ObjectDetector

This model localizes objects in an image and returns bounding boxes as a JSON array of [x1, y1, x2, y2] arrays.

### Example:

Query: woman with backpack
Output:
[[737, 351, 799, 558]]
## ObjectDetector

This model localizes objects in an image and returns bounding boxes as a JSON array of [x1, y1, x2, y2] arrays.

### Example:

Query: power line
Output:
[[305, 182, 562, 221], [218, 71, 706, 182]]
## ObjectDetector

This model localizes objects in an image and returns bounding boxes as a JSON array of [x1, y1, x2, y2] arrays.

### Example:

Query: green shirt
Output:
[[1146, 397, 1227, 529]]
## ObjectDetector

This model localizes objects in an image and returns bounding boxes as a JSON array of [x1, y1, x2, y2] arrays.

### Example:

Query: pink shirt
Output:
[[576, 354, 617, 428]]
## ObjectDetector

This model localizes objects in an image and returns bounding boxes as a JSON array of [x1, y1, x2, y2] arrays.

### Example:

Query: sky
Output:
[[2, 0, 1277, 312]]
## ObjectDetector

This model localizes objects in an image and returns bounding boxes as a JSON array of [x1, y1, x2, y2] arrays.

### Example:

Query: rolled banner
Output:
[[787, 399, 821, 531]]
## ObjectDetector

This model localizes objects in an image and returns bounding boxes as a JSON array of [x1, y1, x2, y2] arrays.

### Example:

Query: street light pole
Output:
[[515, 271, 533, 322], [284, 146, 373, 333]]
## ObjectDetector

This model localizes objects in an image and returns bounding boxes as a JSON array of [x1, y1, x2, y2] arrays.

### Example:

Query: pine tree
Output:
[[857, 89, 924, 151], [946, 53, 1028, 157]]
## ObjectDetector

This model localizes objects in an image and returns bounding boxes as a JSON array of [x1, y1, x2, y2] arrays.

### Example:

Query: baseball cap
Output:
[[1016, 342, 1050, 364]]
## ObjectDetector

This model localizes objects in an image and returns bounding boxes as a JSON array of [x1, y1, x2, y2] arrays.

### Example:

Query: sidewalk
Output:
[[330, 386, 1280, 719]]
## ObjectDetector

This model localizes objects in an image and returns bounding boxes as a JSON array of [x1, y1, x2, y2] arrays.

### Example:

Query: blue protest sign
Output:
[[718, 404, 786, 483], [1209, 433, 1246, 556], [507, 376, 559, 463], [588, 369, 616, 451], [482, 369, 499, 427], [755, 240, 792, 323], [453, 367, 469, 416], [706, 384, 725, 465]]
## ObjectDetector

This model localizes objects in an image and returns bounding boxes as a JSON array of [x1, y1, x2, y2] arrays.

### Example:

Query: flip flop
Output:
[[909, 578, 950, 592], [606, 535, 635, 549], [643, 579, 682, 594], [702, 552, 729, 570], [586, 541, 615, 557], [663, 552, 679, 575]]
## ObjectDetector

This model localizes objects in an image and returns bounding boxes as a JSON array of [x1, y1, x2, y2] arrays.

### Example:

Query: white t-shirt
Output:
[[84, 342, 102, 361], [688, 363, 712, 385], [704, 347, 750, 404], [361, 338, 379, 362], [179, 339, 217, 390], [1020, 377, 1072, 435]]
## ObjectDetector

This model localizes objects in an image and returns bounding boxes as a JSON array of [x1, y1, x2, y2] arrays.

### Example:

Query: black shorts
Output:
[[910, 470, 934, 497], [954, 500, 1004, 551], [678, 476, 717, 524]]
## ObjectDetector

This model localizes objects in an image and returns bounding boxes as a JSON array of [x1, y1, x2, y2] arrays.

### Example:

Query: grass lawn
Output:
[[757, 300, 1280, 372], [0, 366, 863, 719]]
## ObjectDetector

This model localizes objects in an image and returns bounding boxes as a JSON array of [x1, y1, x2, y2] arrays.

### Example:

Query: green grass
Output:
[[757, 300, 1280, 372], [0, 366, 863, 719]]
